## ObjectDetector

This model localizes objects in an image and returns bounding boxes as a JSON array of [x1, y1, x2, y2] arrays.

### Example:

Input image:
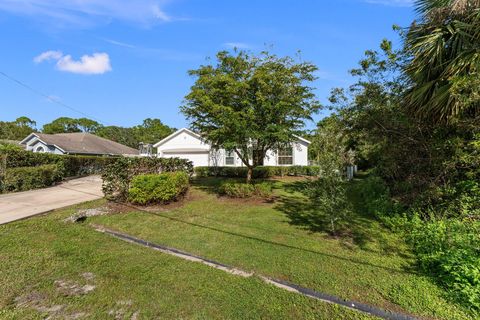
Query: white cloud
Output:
[[57, 53, 112, 74], [364, 0, 414, 7], [0, 0, 174, 27], [223, 42, 252, 49], [33, 50, 63, 63], [34, 51, 112, 75]]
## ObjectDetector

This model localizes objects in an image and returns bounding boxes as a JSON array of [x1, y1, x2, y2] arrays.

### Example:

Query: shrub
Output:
[[219, 181, 273, 199], [102, 157, 193, 201], [194, 166, 320, 178], [128, 172, 189, 205], [0, 146, 119, 177], [1, 164, 63, 192], [406, 216, 480, 310]]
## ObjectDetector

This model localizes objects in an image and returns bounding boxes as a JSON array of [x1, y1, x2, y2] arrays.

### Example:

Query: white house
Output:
[[153, 128, 310, 167]]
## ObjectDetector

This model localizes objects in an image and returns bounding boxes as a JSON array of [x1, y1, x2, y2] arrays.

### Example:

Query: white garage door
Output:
[[163, 152, 209, 167]]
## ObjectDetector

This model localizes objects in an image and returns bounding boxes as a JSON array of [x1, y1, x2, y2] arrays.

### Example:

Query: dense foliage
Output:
[[128, 172, 190, 205], [102, 157, 193, 201], [306, 0, 480, 311], [0, 117, 36, 141], [1, 164, 63, 192], [218, 181, 272, 199], [0, 116, 174, 149], [194, 165, 320, 178], [0, 144, 118, 178], [182, 50, 320, 182]]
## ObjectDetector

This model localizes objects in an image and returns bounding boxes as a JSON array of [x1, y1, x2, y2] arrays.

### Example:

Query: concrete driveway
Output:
[[0, 175, 103, 225]]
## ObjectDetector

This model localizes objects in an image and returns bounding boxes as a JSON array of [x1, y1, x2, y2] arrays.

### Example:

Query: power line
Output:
[[0, 70, 110, 125]]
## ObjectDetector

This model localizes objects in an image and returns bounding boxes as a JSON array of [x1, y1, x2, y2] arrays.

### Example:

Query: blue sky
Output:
[[0, 0, 415, 130]]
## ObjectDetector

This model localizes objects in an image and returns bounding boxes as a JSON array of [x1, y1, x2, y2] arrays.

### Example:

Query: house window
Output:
[[225, 150, 235, 165], [36, 146, 45, 153], [278, 147, 293, 165]]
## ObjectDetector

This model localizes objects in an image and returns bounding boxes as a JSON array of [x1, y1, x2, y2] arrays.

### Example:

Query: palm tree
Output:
[[404, 0, 480, 123]]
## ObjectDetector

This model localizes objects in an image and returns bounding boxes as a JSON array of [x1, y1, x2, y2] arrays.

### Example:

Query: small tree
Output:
[[307, 174, 351, 235], [181, 50, 320, 182], [308, 115, 352, 234]]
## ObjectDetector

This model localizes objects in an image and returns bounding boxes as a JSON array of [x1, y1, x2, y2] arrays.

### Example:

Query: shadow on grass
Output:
[[275, 179, 410, 258]]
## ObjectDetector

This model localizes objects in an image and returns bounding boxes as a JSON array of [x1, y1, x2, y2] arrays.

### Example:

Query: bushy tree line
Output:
[[315, 0, 480, 311], [0, 116, 175, 148]]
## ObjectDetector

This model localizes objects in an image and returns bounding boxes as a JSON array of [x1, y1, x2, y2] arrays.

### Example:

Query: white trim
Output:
[[293, 134, 311, 145], [153, 128, 203, 148], [21, 133, 66, 154]]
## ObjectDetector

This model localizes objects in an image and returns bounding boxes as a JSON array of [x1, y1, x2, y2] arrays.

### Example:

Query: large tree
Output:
[[132, 118, 174, 144], [0, 116, 37, 141], [181, 50, 321, 182], [42, 117, 84, 134]]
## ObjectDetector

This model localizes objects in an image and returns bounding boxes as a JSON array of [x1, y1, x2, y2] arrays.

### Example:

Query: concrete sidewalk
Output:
[[0, 175, 103, 225]]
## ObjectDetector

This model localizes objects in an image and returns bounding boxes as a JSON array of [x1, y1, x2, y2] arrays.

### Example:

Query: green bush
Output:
[[0, 145, 119, 177], [406, 216, 480, 310], [194, 166, 320, 178], [219, 181, 273, 199], [1, 164, 63, 192], [128, 172, 189, 205], [102, 157, 193, 201]]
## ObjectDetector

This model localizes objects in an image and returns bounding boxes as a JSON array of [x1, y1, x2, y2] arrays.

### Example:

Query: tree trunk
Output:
[[246, 166, 253, 184]]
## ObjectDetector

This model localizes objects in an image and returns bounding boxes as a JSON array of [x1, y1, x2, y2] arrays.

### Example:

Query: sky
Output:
[[0, 0, 415, 130]]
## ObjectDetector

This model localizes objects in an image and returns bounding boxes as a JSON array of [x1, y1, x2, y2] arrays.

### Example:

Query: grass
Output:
[[0, 176, 475, 319], [0, 201, 374, 319]]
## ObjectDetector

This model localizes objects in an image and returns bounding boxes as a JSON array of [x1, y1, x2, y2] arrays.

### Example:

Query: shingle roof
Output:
[[32, 132, 138, 155]]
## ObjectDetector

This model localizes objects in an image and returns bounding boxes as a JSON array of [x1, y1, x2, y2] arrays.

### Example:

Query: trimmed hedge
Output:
[[128, 172, 190, 205], [0, 145, 119, 177], [1, 164, 63, 192], [102, 157, 193, 201], [195, 165, 320, 178]]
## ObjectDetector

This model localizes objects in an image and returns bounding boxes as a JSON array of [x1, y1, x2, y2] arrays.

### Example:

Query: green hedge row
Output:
[[102, 157, 193, 201], [0, 145, 119, 177], [1, 164, 63, 193], [194, 165, 320, 178], [128, 172, 190, 205]]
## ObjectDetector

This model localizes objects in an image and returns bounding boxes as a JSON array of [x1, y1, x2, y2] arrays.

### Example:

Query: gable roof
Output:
[[21, 132, 138, 155], [153, 128, 311, 148], [153, 128, 203, 148]]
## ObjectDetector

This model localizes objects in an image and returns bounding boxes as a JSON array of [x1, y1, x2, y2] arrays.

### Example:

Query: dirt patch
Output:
[[14, 273, 96, 318], [14, 291, 66, 318], [54, 280, 95, 296], [108, 300, 140, 320]]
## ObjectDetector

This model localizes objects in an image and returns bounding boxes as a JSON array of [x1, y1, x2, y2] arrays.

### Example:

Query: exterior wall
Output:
[[156, 129, 310, 167], [27, 139, 64, 155], [207, 143, 309, 167], [162, 151, 210, 167], [292, 141, 309, 166], [157, 130, 210, 167]]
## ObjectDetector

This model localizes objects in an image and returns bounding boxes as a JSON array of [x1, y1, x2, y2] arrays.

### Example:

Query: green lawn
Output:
[[0, 177, 474, 319]]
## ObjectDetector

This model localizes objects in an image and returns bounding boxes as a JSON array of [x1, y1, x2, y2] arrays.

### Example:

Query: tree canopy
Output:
[[181, 50, 320, 181], [0, 117, 37, 141]]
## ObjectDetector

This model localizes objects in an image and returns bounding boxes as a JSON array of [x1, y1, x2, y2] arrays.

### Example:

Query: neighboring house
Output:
[[153, 128, 310, 167], [20, 132, 139, 156]]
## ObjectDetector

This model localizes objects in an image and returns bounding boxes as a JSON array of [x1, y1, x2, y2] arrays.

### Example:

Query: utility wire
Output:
[[0, 70, 109, 125]]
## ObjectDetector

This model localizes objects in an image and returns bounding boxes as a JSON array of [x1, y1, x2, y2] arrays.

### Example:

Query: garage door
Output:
[[162, 152, 209, 167]]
